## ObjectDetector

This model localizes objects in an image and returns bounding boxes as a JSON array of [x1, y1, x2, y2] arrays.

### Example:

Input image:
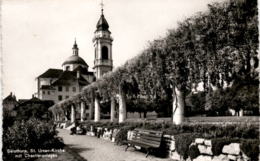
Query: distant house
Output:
[[3, 93, 55, 120], [3, 92, 18, 117], [15, 96, 54, 120]]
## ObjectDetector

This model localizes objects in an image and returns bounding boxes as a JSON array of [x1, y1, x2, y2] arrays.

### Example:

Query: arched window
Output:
[[66, 66, 70, 71], [101, 46, 108, 60]]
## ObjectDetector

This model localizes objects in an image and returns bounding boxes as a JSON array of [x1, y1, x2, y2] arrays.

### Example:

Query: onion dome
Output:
[[96, 12, 109, 32]]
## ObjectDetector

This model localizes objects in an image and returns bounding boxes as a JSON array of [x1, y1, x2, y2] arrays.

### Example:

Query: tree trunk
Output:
[[80, 102, 86, 122], [143, 112, 147, 118], [172, 86, 184, 125], [239, 109, 244, 117], [71, 105, 75, 123], [64, 111, 68, 121], [94, 97, 101, 122], [57, 114, 60, 121], [53, 113, 56, 121], [89, 97, 94, 120], [118, 86, 127, 123], [139, 112, 142, 118], [110, 97, 115, 122]]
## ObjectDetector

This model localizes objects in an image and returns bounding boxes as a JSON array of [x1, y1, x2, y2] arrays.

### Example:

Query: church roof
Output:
[[51, 71, 76, 86], [73, 66, 94, 75], [96, 14, 110, 32], [38, 69, 63, 78], [17, 97, 54, 107], [51, 71, 90, 86], [62, 55, 88, 67]]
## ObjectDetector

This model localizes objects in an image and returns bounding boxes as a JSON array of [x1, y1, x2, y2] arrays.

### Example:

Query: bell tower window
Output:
[[101, 46, 108, 60]]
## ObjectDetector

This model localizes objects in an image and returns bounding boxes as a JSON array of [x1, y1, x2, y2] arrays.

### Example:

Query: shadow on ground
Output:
[[65, 144, 93, 161], [66, 144, 93, 153]]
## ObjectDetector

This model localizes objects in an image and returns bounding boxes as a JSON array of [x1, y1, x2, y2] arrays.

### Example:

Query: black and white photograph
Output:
[[1, 0, 259, 161]]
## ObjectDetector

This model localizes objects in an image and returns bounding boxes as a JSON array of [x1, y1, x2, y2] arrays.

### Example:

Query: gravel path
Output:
[[58, 129, 173, 161]]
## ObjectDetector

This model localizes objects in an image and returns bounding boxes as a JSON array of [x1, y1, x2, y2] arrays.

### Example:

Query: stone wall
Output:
[[169, 137, 253, 161]]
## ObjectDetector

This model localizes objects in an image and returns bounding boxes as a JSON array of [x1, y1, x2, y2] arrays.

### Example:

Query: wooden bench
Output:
[[125, 128, 163, 157]]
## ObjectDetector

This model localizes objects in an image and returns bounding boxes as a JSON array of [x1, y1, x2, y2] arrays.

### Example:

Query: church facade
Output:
[[36, 9, 113, 104]]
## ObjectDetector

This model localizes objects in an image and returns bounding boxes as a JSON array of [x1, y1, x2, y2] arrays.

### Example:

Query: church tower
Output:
[[93, 3, 113, 79]]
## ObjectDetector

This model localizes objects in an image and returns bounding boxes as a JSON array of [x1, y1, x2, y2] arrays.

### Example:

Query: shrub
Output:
[[3, 118, 64, 161], [240, 139, 260, 161], [114, 126, 135, 145], [175, 133, 201, 159], [188, 144, 200, 160]]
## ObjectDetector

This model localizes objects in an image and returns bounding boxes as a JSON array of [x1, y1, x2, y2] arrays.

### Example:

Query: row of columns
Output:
[[54, 86, 184, 125], [54, 94, 126, 123], [53, 85, 128, 124]]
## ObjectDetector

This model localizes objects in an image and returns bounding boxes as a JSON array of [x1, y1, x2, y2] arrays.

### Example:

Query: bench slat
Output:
[[132, 131, 162, 138], [128, 140, 159, 148], [134, 128, 163, 135], [126, 128, 164, 157], [132, 133, 162, 142], [133, 131, 163, 137], [131, 138, 160, 147]]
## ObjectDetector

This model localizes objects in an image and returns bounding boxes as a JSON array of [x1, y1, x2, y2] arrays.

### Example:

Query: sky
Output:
[[2, 0, 225, 99]]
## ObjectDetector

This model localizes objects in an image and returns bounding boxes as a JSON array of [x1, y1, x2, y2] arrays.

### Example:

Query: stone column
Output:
[[110, 97, 115, 122], [94, 97, 100, 122], [80, 102, 86, 122], [71, 105, 76, 123], [118, 86, 126, 123]]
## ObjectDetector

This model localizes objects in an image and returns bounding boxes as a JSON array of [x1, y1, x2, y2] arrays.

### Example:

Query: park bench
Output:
[[125, 128, 163, 157]]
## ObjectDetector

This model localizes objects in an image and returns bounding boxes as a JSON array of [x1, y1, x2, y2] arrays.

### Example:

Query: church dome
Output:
[[62, 55, 88, 67]]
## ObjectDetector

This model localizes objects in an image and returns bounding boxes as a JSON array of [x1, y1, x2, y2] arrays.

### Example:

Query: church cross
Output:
[[100, 0, 104, 14]]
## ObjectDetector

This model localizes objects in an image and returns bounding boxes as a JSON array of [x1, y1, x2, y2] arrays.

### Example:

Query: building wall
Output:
[[39, 82, 81, 103], [39, 89, 55, 100], [39, 78, 52, 86], [93, 30, 113, 79], [96, 66, 113, 78]]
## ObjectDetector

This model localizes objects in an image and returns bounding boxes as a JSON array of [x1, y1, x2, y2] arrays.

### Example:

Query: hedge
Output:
[[175, 133, 201, 159], [80, 121, 259, 139]]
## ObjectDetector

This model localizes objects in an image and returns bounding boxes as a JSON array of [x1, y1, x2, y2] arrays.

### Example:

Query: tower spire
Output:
[[96, 0, 109, 32], [72, 38, 78, 56]]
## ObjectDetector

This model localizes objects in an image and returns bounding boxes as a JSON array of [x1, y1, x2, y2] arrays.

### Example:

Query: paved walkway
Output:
[[58, 129, 173, 161]]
